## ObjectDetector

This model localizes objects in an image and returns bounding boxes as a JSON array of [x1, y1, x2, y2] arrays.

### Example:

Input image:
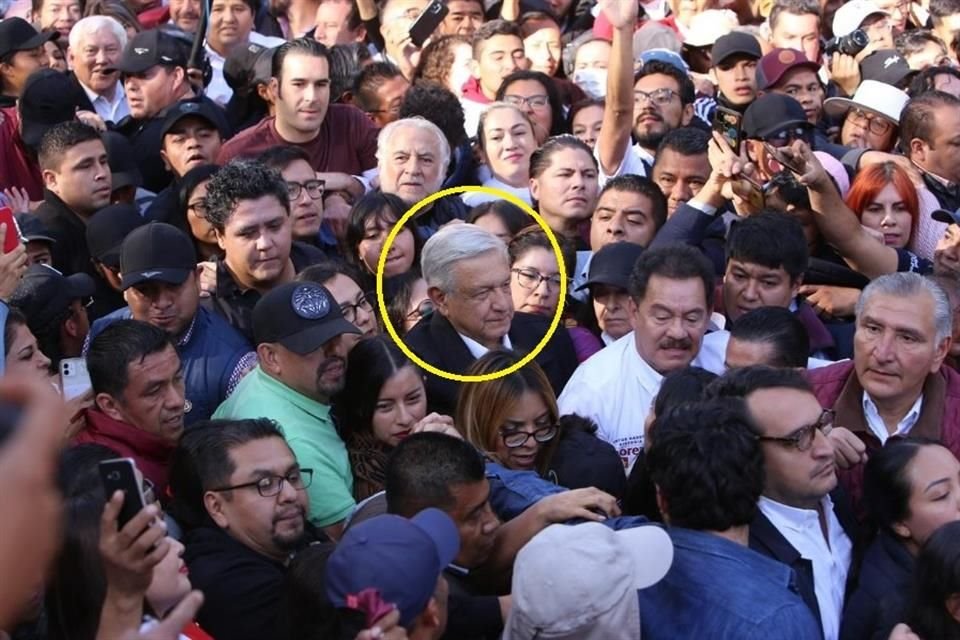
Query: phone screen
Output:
[[712, 107, 742, 155], [408, 0, 448, 47]]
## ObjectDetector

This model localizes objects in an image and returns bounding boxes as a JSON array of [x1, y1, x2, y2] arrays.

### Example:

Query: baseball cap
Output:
[[548, 428, 627, 499], [683, 10, 738, 48], [224, 42, 275, 94], [159, 99, 226, 140], [502, 522, 674, 640], [823, 79, 909, 124], [859, 49, 914, 87], [933, 209, 960, 225], [742, 93, 811, 139], [103, 131, 143, 191], [639, 48, 689, 74], [0, 18, 57, 59], [578, 242, 645, 291], [14, 213, 55, 245], [253, 281, 361, 354], [19, 68, 91, 149], [711, 31, 763, 67], [11, 264, 95, 331], [119, 222, 197, 290], [756, 48, 820, 90], [325, 508, 460, 628], [832, 0, 888, 38], [86, 204, 146, 269], [633, 22, 681, 58], [110, 29, 187, 75]]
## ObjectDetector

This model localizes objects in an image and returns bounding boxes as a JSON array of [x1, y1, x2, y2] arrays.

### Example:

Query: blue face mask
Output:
[[573, 68, 608, 100]]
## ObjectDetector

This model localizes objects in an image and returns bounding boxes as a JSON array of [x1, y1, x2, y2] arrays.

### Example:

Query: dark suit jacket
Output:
[[404, 311, 578, 415]]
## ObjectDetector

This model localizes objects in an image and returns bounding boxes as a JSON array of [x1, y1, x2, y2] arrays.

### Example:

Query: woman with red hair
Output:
[[845, 162, 919, 251]]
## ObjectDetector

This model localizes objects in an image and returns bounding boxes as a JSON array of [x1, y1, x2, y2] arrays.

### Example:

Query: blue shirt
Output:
[[638, 527, 822, 640]]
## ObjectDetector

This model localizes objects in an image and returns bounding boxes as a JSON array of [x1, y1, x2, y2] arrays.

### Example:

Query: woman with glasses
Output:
[[462, 103, 538, 208], [345, 191, 422, 288], [176, 165, 223, 261], [841, 438, 960, 640], [495, 70, 568, 145], [382, 270, 432, 336]]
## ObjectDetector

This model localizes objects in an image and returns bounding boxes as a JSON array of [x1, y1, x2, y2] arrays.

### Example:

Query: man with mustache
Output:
[[558, 244, 728, 473], [214, 280, 361, 539], [710, 366, 858, 640]]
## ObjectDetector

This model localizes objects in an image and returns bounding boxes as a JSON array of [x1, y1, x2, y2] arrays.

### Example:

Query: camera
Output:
[[824, 29, 869, 57]]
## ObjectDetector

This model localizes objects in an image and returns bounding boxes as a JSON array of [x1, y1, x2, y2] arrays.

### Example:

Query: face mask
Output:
[[573, 68, 608, 99]]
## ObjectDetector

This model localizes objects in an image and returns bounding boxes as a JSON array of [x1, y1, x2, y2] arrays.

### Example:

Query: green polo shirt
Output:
[[213, 366, 355, 527]]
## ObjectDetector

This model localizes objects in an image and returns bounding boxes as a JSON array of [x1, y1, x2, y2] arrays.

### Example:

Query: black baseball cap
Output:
[[933, 209, 960, 225], [14, 213, 54, 245], [253, 282, 362, 354], [859, 49, 914, 87], [11, 264, 95, 331], [110, 29, 187, 75], [578, 242, 645, 291], [159, 99, 225, 140], [19, 68, 90, 149], [102, 132, 143, 191], [86, 204, 146, 268], [224, 42, 275, 94], [711, 32, 762, 67], [742, 93, 811, 140], [0, 18, 57, 59], [119, 223, 197, 290]]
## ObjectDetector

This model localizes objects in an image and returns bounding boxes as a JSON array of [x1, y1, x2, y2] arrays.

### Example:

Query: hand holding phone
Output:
[[763, 142, 806, 175], [99, 458, 151, 530], [60, 358, 92, 401], [409, 0, 448, 47], [712, 107, 742, 155]]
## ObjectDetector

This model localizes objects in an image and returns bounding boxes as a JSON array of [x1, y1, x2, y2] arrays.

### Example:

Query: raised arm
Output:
[[596, 0, 637, 175]]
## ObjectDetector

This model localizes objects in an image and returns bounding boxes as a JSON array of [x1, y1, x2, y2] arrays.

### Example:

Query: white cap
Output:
[[683, 9, 739, 47], [823, 79, 910, 124], [832, 0, 889, 37]]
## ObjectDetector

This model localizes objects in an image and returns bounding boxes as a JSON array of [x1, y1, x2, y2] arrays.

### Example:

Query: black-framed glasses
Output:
[[764, 126, 812, 149], [187, 198, 208, 218], [512, 268, 564, 291], [340, 294, 373, 324], [757, 409, 834, 451], [633, 88, 678, 106], [847, 108, 893, 136], [500, 424, 558, 448], [503, 94, 549, 109], [210, 468, 314, 498], [405, 298, 434, 322], [286, 179, 325, 201]]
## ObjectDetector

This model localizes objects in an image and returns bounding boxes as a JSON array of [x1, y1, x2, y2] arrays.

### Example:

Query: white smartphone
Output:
[[60, 357, 92, 401]]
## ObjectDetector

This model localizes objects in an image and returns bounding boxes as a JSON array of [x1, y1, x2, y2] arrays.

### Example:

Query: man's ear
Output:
[[41, 168, 58, 191], [681, 103, 694, 126], [428, 285, 450, 317], [529, 177, 540, 202], [909, 137, 927, 163], [790, 274, 804, 300], [95, 392, 126, 422], [63, 309, 81, 339], [215, 228, 226, 251], [257, 343, 282, 376], [203, 490, 229, 529], [269, 77, 280, 103], [159, 149, 172, 172], [469, 57, 481, 80], [421, 596, 442, 629]]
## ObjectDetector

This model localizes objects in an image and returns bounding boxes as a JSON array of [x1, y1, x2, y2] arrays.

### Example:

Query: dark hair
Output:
[[599, 174, 669, 233], [203, 159, 290, 232], [896, 29, 948, 58], [352, 61, 405, 113], [646, 398, 764, 530], [344, 191, 422, 277], [335, 336, 418, 443], [2, 307, 26, 357], [654, 127, 710, 161], [566, 97, 604, 129], [905, 520, 960, 639], [381, 270, 426, 336], [518, 10, 559, 38], [385, 432, 486, 517], [281, 543, 364, 640], [769, 0, 821, 30], [726, 210, 809, 281], [399, 81, 468, 149], [707, 364, 812, 400], [328, 42, 373, 103], [508, 224, 575, 280], [466, 200, 533, 238], [37, 121, 103, 171], [172, 163, 220, 237], [628, 244, 715, 308], [729, 307, 810, 369], [296, 259, 366, 291], [907, 66, 960, 98], [27, 298, 75, 370], [496, 70, 567, 138], [653, 367, 719, 421], [864, 437, 944, 535], [87, 320, 175, 399], [471, 19, 523, 59], [529, 133, 596, 179], [58, 443, 120, 498], [901, 91, 960, 153], [273, 37, 330, 85], [634, 60, 696, 106], [414, 34, 471, 87], [258, 145, 312, 173], [930, 0, 960, 23]]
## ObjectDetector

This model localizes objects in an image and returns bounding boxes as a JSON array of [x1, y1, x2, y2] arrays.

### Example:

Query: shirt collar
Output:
[[458, 331, 513, 359], [176, 314, 198, 347], [758, 494, 834, 534], [862, 391, 923, 443], [253, 366, 333, 418], [629, 336, 664, 395], [79, 78, 123, 104]]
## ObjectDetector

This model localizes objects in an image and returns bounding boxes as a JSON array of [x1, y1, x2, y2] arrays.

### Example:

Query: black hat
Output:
[[14, 213, 55, 245], [119, 223, 197, 290], [19, 68, 90, 149], [86, 204, 146, 268], [224, 42, 275, 94], [159, 99, 225, 140], [548, 428, 627, 500], [11, 264, 95, 330], [253, 282, 362, 354], [859, 49, 914, 87], [933, 208, 960, 225], [742, 93, 811, 140], [102, 132, 143, 191], [110, 30, 187, 75], [578, 242, 645, 291], [711, 32, 762, 67], [0, 18, 57, 59]]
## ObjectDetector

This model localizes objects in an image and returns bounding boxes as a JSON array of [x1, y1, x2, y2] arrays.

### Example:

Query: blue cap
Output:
[[639, 48, 690, 74], [325, 508, 460, 628]]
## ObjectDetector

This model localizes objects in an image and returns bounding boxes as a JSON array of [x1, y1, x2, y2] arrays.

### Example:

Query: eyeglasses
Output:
[[633, 88, 678, 106], [405, 298, 434, 322], [500, 424, 558, 448], [340, 293, 373, 324], [847, 109, 893, 136], [367, 104, 402, 116], [512, 268, 564, 291], [757, 409, 835, 451], [764, 126, 812, 148], [211, 468, 314, 498], [187, 198, 208, 218], [503, 94, 549, 109], [286, 179, 325, 201]]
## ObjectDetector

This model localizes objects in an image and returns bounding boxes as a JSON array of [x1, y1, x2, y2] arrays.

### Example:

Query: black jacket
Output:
[[404, 311, 578, 415], [839, 530, 914, 640]]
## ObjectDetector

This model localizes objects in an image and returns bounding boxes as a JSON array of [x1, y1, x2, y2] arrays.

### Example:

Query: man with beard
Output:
[[597, 0, 694, 185], [213, 280, 361, 538]]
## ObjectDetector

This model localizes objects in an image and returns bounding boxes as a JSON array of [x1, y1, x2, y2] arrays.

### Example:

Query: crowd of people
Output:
[[5, 0, 960, 637]]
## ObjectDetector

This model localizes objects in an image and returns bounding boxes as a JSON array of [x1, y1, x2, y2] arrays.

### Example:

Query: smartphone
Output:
[[60, 357, 92, 401], [99, 458, 149, 530], [409, 0, 448, 48], [0, 207, 24, 254], [712, 106, 742, 155], [763, 142, 805, 175]]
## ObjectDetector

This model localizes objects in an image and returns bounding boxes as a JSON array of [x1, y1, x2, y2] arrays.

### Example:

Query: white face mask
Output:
[[573, 68, 608, 99]]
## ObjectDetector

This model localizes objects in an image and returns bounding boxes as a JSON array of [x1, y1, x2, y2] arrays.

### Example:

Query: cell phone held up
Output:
[[409, 0, 448, 48], [712, 106, 742, 155], [98, 458, 150, 530]]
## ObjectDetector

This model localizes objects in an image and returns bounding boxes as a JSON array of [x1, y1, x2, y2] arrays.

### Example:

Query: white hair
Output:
[[376, 116, 451, 178], [68, 15, 127, 52], [421, 224, 509, 293], [856, 272, 952, 344]]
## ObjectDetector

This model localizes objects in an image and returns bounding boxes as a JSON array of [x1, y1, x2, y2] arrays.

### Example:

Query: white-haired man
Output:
[[67, 16, 129, 122], [404, 224, 578, 414]]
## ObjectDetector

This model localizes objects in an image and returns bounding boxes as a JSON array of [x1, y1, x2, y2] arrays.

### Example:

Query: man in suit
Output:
[[404, 224, 578, 415]]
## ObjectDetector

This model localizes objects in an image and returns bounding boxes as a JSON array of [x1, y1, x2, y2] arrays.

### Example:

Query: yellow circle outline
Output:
[[376, 185, 567, 383]]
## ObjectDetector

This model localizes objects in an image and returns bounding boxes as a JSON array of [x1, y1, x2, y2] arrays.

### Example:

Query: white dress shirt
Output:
[[757, 495, 853, 640], [457, 332, 513, 360], [461, 177, 532, 207], [863, 392, 923, 444], [79, 79, 130, 123], [205, 32, 286, 107], [557, 329, 728, 472]]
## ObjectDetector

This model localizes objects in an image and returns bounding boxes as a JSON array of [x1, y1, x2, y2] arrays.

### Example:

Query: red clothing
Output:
[[74, 408, 177, 498], [137, 5, 169, 29], [216, 104, 379, 175], [461, 77, 493, 105], [0, 108, 43, 200]]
